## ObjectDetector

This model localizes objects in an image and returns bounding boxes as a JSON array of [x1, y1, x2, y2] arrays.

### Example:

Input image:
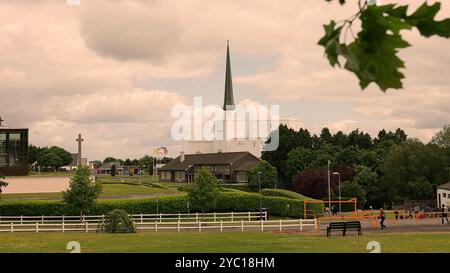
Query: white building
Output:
[[185, 42, 301, 158], [437, 182, 450, 208]]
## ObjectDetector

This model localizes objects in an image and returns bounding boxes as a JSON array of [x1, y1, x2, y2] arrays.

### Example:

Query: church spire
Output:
[[223, 40, 235, 111]]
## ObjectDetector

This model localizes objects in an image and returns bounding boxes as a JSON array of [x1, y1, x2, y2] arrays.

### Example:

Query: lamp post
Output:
[[327, 160, 331, 215], [333, 172, 341, 213], [187, 201, 191, 219], [257, 171, 262, 219]]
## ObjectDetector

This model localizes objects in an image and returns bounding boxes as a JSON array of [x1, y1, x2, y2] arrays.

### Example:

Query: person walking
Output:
[[379, 208, 386, 230], [441, 204, 449, 224]]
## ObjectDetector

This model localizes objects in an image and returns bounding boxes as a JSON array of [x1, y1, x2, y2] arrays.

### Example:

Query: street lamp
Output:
[[333, 172, 341, 213], [257, 171, 262, 219], [327, 160, 331, 215], [156, 197, 160, 216]]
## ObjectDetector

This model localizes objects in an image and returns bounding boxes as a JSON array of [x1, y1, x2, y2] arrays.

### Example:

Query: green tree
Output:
[[430, 125, 450, 149], [382, 139, 449, 202], [340, 181, 367, 209], [46, 146, 72, 166], [286, 148, 315, 183], [103, 157, 119, 164], [187, 167, 219, 220], [247, 160, 278, 189], [37, 153, 64, 170], [406, 177, 434, 200], [0, 173, 8, 196], [111, 164, 117, 177], [63, 166, 102, 220], [320, 1, 450, 91], [28, 145, 46, 164]]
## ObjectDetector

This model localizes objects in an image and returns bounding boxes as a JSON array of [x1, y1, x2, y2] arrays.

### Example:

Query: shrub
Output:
[[260, 189, 309, 199], [98, 209, 136, 233], [151, 183, 170, 189], [221, 184, 255, 192]]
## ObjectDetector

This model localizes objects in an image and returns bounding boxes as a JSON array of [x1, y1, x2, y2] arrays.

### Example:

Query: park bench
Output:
[[326, 221, 362, 237]]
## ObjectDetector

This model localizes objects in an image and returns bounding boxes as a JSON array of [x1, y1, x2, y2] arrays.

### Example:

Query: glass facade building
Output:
[[0, 128, 28, 176]]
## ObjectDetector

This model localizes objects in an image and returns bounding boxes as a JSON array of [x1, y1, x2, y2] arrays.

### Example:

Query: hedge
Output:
[[260, 189, 310, 200], [0, 192, 324, 218]]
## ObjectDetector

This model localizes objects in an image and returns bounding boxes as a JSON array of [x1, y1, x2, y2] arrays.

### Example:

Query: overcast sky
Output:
[[1, 0, 449, 161]]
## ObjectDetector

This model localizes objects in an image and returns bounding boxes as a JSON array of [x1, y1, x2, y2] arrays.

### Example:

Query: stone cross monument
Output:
[[0, 117, 4, 126], [76, 133, 84, 167]]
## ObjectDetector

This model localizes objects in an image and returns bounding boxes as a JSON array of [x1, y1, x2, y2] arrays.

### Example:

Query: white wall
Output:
[[437, 189, 450, 208]]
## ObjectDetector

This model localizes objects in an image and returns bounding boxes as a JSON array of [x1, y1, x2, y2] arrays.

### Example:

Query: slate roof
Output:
[[438, 182, 450, 191], [159, 152, 258, 171]]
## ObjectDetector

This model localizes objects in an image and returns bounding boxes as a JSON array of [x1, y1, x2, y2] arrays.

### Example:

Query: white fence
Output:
[[0, 218, 317, 233], [0, 211, 267, 225]]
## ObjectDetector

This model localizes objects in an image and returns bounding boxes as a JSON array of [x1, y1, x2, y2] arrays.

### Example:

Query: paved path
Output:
[[2, 177, 71, 194]]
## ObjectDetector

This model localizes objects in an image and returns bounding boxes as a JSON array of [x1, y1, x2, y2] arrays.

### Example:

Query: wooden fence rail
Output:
[[0, 211, 267, 225], [0, 218, 317, 233]]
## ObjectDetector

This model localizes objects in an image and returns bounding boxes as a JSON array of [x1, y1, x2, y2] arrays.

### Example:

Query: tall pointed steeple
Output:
[[223, 40, 235, 111]]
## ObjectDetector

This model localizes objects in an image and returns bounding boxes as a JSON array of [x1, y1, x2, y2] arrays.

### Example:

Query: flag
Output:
[[153, 147, 168, 156]]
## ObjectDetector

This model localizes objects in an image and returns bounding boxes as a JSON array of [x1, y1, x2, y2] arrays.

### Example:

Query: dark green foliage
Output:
[[111, 164, 116, 177], [37, 152, 64, 169], [382, 139, 449, 202], [0, 192, 324, 218], [63, 166, 102, 217], [340, 181, 366, 209], [187, 167, 220, 217], [319, 1, 450, 91], [98, 209, 136, 233], [0, 173, 8, 195], [260, 189, 309, 200], [247, 160, 278, 189]]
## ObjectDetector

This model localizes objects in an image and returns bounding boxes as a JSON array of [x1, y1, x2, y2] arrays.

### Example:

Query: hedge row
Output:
[[260, 189, 310, 200], [0, 192, 324, 218]]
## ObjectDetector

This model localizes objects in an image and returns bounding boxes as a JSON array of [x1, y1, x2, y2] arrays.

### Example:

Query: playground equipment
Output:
[[303, 197, 358, 219]]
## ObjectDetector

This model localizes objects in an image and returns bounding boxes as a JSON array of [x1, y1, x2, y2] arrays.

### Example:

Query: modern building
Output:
[[0, 119, 29, 176], [158, 151, 260, 183], [437, 182, 450, 208]]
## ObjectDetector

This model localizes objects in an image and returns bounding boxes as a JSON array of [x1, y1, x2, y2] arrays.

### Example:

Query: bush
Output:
[[0, 192, 324, 218], [221, 184, 255, 192], [260, 189, 310, 199], [98, 209, 136, 233], [151, 183, 170, 189]]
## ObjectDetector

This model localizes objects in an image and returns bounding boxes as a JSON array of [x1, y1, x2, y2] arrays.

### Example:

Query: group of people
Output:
[[378, 204, 449, 230]]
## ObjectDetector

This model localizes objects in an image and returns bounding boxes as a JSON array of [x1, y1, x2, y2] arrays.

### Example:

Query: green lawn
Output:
[[0, 232, 448, 253], [1, 183, 183, 201]]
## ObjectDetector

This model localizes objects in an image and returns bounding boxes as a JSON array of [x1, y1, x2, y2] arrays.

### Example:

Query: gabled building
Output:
[[437, 182, 450, 208], [158, 151, 260, 183]]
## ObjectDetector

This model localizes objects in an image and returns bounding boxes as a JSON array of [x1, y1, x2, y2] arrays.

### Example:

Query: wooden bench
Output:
[[326, 221, 362, 237]]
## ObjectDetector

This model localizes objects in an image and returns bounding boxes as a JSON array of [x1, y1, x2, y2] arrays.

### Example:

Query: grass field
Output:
[[0, 183, 183, 200], [0, 232, 449, 253]]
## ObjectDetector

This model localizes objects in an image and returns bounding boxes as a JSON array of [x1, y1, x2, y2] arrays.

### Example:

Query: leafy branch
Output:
[[320, 1, 450, 91]]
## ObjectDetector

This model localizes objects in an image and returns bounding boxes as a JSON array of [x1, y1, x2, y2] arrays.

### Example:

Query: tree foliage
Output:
[[98, 209, 136, 233], [0, 173, 8, 195], [62, 166, 102, 218], [37, 152, 64, 169], [247, 160, 278, 189], [320, 1, 450, 91], [187, 167, 220, 219]]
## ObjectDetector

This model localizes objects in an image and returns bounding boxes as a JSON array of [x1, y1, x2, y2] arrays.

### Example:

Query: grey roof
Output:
[[438, 182, 450, 191], [159, 152, 257, 171], [223, 41, 235, 111]]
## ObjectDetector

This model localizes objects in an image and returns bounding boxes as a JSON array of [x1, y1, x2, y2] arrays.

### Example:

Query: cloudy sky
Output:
[[1, 0, 449, 161]]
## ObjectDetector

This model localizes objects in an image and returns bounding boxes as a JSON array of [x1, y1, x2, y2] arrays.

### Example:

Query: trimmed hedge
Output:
[[0, 192, 324, 218], [260, 189, 310, 200], [221, 184, 256, 192]]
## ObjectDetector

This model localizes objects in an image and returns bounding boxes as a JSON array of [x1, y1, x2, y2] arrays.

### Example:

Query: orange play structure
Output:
[[303, 197, 358, 219]]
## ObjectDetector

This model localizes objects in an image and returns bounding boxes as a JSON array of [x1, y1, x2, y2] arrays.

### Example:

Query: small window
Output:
[[9, 133, 21, 141], [444, 193, 447, 198]]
